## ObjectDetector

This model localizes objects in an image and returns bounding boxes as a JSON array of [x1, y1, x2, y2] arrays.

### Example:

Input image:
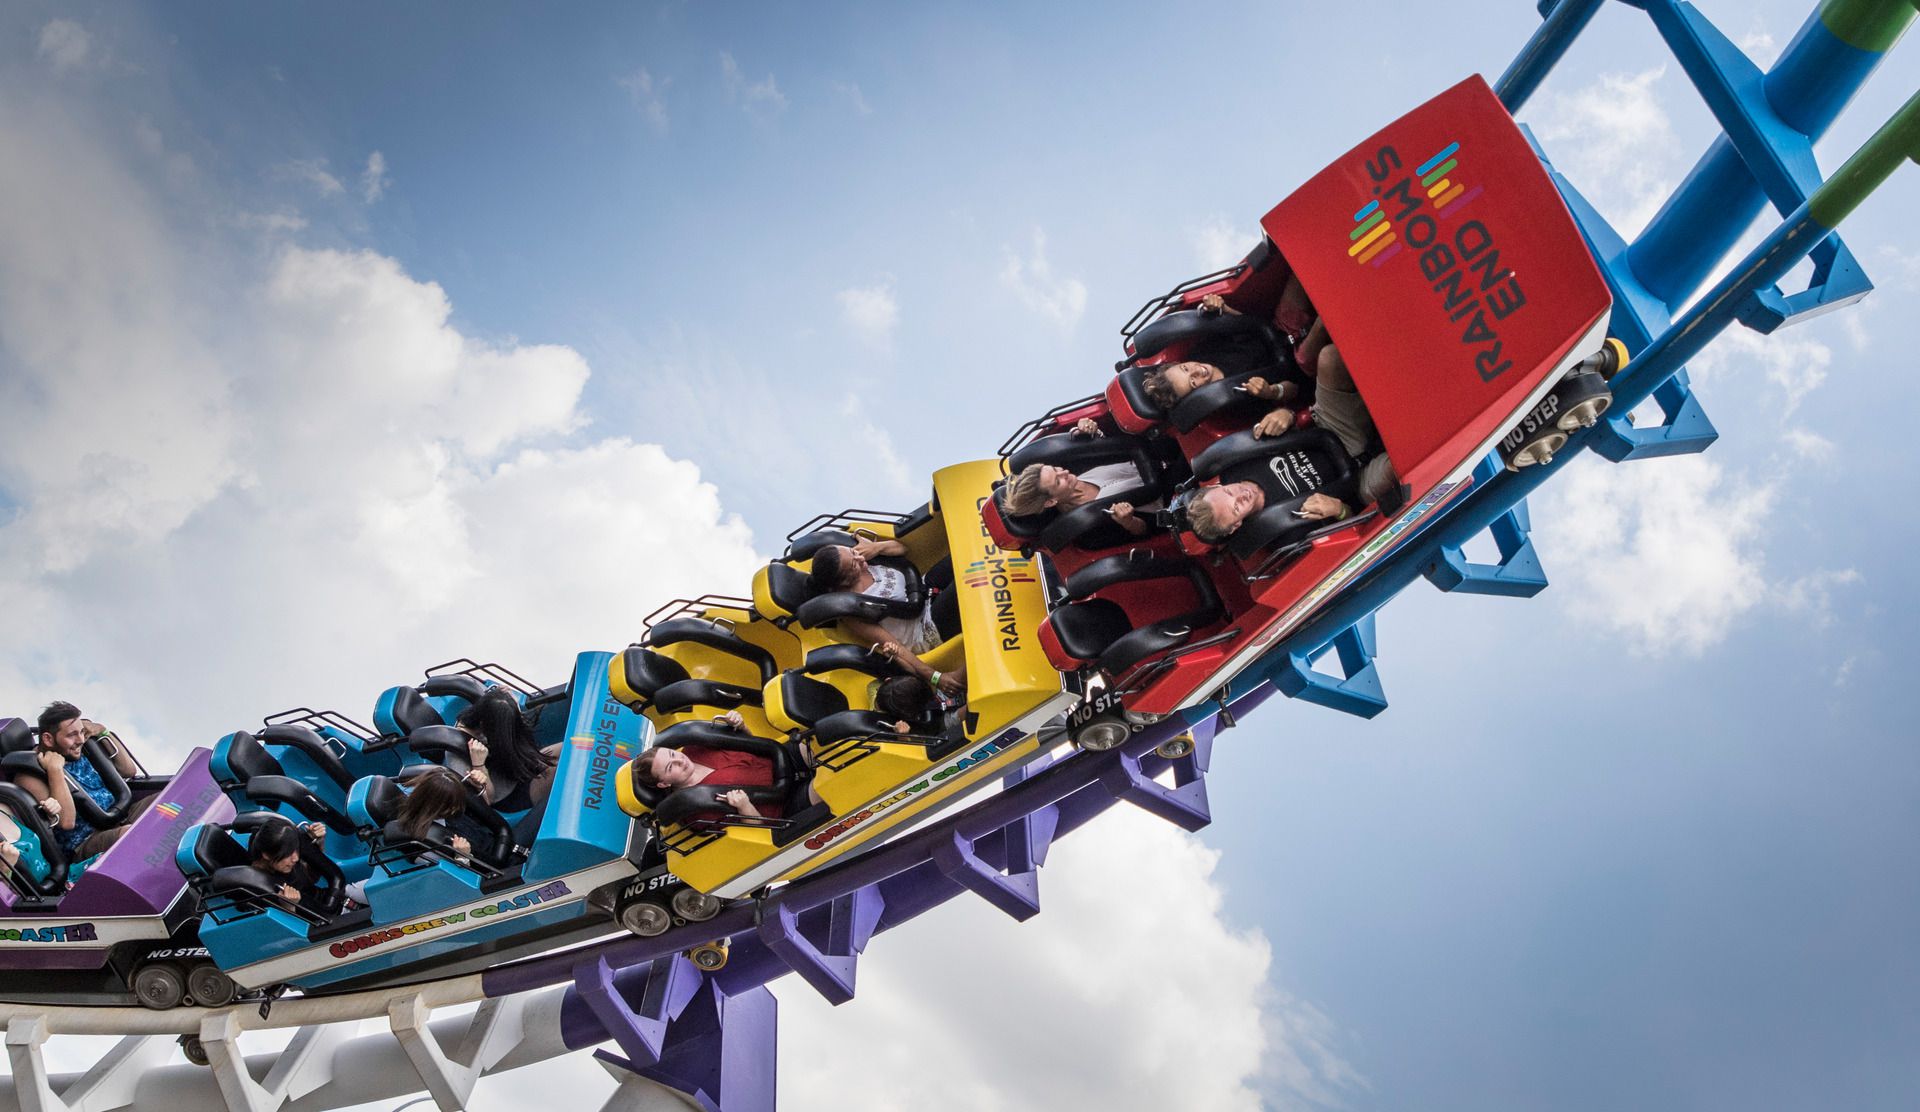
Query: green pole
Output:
[[1810, 88, 1920, 228], [1817, 0, 1920, 54]]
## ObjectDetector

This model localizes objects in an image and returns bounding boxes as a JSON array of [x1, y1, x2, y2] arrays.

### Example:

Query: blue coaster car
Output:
[[187, 652, 644, 993]]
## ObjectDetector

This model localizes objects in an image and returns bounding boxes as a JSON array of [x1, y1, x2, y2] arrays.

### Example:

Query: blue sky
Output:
[[1, 2, 1917, 1110]]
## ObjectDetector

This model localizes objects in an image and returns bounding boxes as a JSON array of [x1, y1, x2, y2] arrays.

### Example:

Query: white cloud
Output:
[[1192, 215, 1253, 273], [360, 150, 389, 203], [1533, 454, 1774, 656], [1688, 325, 1833, 415], [1876, 245, 1920, 291], [836, 280, 897, 350], [234, 208, 308, 234], [720, 52, 788, 123], [616, 68, 670, 132], [834, 395, 916, 498], [831, 80, 873, 116], [277, 156, 345, 197], [36, 19, 93, 73], [1528, 68, 1680, 237], [1775, 566, 1861, 629], [780, 807, 1361, 1111], [1000, 229, 1087, 331], [0, 89, 761, 767], [1739, 19, 1782, 67]]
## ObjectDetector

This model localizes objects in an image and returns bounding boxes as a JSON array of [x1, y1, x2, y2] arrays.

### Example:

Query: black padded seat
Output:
[[216, 811, 348, 918], [1041, 555, 1225, 679], [0, 781, 68, 893], [1189, 427, 1360, 562], [786, 529, 860, 562], [1043, 600, 1134, 667], [774, 673, 849, 729], [0, 718, 133, 827], [384, 686, 447, 735], [760, 562, 815, 619], [256, 724, 357, 792], [0, 718, 39, 791], [406, 724, 478, 775], [793, 557, 925, 630], [629, 723, 796, 825], [802, 644, 900, 682], [1128, 307, 1290, 368], [619, 648, 764, 715], [359, 773, 514, 872], [1166, 371, 1282, 434], [419, 674, 488, 703], [1006, 430, 1163, 478], [650, 784, 789, 827], [0, 718, 32, 755], [647, 618, 779, 685], [221, 731, 358, 836], [186, 822, 251, 877]]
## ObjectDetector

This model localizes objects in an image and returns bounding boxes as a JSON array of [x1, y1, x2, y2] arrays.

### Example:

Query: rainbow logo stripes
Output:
[[1348, 198, 1398, 265], [155, 802, 183, 820], [962, 556, 1035, 589], [1418, 141, 1481, 217], [570, 734, 595, 751], [1348, 140, 1481, 268]]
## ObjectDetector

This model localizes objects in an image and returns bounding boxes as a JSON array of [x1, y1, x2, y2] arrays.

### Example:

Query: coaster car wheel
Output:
[[619, 900, 673, 938], [688, 939, 730, 971], [178, 1034, 209, 1067], [132, 962, 186, 1011], [671, 887, 723, 923], [1072, 712, 1131, 752], [186, 963, 238, 1008]]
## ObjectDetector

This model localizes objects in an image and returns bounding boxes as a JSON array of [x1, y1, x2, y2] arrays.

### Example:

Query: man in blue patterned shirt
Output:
[[19, 702, 150, 859]]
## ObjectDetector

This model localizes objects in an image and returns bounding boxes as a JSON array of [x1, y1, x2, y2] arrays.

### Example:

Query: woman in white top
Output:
[[806, 540, 966, 697], [1001, 460, 1163, 535]]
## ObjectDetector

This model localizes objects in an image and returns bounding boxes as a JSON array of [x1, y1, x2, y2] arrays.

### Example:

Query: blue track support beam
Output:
[[1271, 614, 1388, 719], [1624, 0, 1899, 308], [1495, 0, 1609, 112], [1425, 499, 1550, 597], [601, 982, 777, 1112], [931, 828, 1043, 920], [754, 885, 883, 1005], [1591, 371, 1721, 461], [574, 955, 704, 1069], [1099, 749, 1212, 832]]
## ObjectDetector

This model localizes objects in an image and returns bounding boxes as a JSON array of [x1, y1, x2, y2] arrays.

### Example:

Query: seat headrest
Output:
[[612, 647, 690, 708], [376, 686, 446, 736], [786, 529, 859, 562], [353, 776, 407, 828], [1006, 431, 1153, 477], [1107, 370, 1163, 434], [0, 718, 32, 755], [407, 724, 475, 774], [218, 730, 284, 785], [774, 672, 849, 729], [646, 618, 779, 684], [762, 561, 815, 618], [419, 674, 488, 704], [180, 822, 251, 880], [256, 724, 356, 792], [803, 643, 901, 680]]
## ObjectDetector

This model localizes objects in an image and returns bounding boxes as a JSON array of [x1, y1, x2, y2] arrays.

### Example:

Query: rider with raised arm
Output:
[[807, 540, 967, 697]]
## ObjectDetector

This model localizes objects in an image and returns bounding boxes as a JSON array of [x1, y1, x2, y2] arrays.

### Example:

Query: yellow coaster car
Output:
[[612, 460, 1077, 899]]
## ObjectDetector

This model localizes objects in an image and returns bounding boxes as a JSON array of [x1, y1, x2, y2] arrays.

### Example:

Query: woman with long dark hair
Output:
[[455, 687, 559, 815]]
